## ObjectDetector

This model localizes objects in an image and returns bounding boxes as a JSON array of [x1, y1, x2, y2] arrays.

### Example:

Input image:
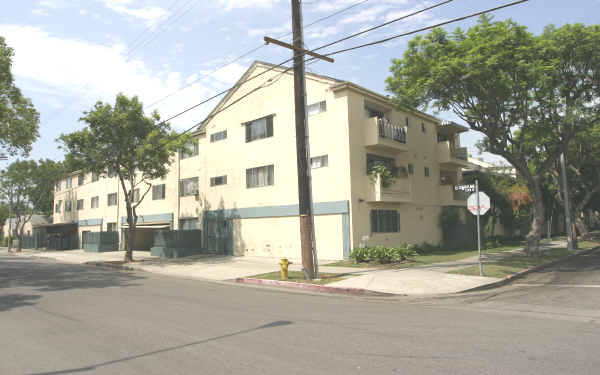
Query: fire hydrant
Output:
[[280, 258, 290, 280]]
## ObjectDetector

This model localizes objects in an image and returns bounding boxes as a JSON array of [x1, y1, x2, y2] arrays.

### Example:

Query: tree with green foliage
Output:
[[0, 36, 39, 156], [386, 17, 600, 254], [0, 160, 59, 251], [59, 94, 186, 262]]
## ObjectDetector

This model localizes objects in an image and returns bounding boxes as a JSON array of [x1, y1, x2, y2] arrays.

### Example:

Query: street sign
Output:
[[468, 192, 490, 215], [455, 184, 475, 192]]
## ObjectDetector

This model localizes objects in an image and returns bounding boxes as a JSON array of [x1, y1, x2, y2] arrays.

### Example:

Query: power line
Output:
[[125, 0, 183, 55], [125, 0, 202, 58], [169, 0, 530, 136], [145, 0, 374, 109], [321, 0, 530, 57], [157, 0, 454, 127]]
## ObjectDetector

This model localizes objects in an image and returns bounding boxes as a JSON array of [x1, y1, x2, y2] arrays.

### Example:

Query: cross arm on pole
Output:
[[264, 36, 334, 63]]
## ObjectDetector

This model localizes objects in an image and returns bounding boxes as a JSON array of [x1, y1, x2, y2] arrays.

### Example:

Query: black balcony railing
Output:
[[377, 118, 406, 144]]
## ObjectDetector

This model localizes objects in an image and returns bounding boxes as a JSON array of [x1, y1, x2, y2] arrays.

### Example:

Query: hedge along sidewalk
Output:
[[449, 240, 600, 279], [326, 242, 525, 270]]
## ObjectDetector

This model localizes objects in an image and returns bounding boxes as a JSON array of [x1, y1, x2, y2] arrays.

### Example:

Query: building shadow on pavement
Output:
[[0, 293, 42, 312], [0, 256, 145, 294]]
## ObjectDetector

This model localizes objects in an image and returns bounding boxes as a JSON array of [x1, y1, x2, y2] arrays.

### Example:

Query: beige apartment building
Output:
[[52, 61, 469, 260]]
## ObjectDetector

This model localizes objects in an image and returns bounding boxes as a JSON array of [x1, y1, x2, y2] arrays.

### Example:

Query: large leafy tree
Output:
[[386, 17, 600, 254], [0, 160, 59, 251], [0, 36, 39, 156], [59, 94, 186, 262]]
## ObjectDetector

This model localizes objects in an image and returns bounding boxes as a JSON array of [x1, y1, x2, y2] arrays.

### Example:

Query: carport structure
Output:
[[120, 213, 174, 251]]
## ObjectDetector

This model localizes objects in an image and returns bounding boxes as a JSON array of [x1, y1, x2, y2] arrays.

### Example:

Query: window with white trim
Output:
[[179, 218, 199, 230], [370, 210, 400, 233], [210, 130, 227, 143], [307, 101, 326, 116], [310, 155, 328, 169], [76, 199, 84, 210], [55, 200, 62, 213], [244, 115, 273, 142], [180, 177, 198, 196], [181, 139, 199, 159], [246, 165, 274, 188], [66, 178, 72, 189], [107, 222, 117, 232], [65, 200, 72, 212], [91, 196, 99, 209], [152, 184, 165, 200], [107, 193, 117, 206], [210, 175, 227, 186]]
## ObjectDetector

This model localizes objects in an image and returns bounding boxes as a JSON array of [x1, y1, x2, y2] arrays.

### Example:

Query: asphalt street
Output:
[[1, 249, 599, 375]]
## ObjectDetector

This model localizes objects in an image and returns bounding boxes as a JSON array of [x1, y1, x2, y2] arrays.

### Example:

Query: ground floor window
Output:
[[370, 209, 400, 233], [106, 222, 117, 232], [179, 218, 199, 230]]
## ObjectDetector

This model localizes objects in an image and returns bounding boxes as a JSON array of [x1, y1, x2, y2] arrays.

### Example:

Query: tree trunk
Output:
[[525, 177, 545, 256], [16, 227, 23, 253], [124, 204, 138, 263], [574, 215, 590, 240]]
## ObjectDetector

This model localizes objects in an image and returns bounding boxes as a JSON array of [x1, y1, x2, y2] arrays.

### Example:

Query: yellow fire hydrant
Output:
[[280, 258, 290, 280]]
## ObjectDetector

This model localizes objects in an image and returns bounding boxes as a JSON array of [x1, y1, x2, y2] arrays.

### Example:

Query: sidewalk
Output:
[[1, 240, 568, 295]]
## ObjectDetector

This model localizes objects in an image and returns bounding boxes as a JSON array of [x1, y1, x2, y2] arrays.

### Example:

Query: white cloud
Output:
[[307, 26, 338, 40], [0, 24, 230, 129], [217, 0, 281, 11], [100, 0, 168, 27]]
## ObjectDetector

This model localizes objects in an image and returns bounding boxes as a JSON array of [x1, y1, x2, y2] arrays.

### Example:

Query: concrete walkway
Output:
[[0, 240, 567, 295]]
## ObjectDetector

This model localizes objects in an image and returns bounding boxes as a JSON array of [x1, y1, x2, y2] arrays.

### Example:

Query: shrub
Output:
[[350, 244, 418, 264]]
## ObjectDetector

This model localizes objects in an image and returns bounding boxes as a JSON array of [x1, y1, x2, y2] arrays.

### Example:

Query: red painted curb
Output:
[[235, 277, 396, 297], [459, 246, 600, 293]]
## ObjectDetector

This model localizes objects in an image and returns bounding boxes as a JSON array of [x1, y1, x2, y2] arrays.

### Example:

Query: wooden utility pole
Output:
[[291, 0, 316, 279], [264, 1, 333, 279]]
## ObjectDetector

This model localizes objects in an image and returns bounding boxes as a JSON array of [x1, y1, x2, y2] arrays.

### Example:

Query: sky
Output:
[[1, 0, 598, 166]]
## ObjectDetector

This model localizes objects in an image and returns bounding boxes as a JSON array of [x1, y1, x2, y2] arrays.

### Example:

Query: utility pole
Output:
[[264, 0, 333, 279], [291, 0, 316, 279]]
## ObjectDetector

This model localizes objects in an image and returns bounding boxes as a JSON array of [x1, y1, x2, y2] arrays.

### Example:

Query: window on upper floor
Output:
[[246, 165, 274, 188], [180, 177, 198, 197], [210, 175, 227, 187], [244, 115, 273, 143], [310, 155, 328, 169], [366, 154, 397, 177], [65, 200, 72, 212], [370, 209, 400, 233], [132, 188, 140, 203], [55, 200, 62, 213], [181, 139, 199, 159], [65, 177, 72, 189], [92, 172, 99, 182], [424, 166, 430, 177], [76, 199, 84, 210], [307, 101, 326, 116], [108, 168, 117, 178], [107, 222, 117, 232], [107, 193, 117, 206], [78, 174, 84, 186], [407, 164, 414, 175], [91, 196, 99, 209], [152, 184, 165, 200], [179, 218, 199, 230], [210, 130, 227, 143]]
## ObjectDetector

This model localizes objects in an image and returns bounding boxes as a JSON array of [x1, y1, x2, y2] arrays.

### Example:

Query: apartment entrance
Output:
[[203, 214, 233, 255]]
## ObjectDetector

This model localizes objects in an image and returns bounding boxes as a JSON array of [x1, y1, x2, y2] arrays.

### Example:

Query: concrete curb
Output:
[[235, 277, 397, 297], [459, 246, 600, 293]]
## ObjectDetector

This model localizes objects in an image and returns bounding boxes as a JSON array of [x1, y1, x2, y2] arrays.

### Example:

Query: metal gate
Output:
[[203, 213, 233, 255]]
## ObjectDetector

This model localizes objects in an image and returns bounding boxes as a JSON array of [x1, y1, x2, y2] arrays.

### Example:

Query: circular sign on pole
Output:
[[468, 192, 490, 215]]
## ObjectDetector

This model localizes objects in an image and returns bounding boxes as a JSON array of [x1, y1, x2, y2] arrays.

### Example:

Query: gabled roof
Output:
[[199, 61, 341, 130], [198, 60, 461, 130]]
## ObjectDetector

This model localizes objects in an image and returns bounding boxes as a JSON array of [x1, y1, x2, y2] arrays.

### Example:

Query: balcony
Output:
[[366, 174, 412, 203], [439, 184, 468, 206], [365, 117, 408, 152], [437, 141, 469, 168]]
